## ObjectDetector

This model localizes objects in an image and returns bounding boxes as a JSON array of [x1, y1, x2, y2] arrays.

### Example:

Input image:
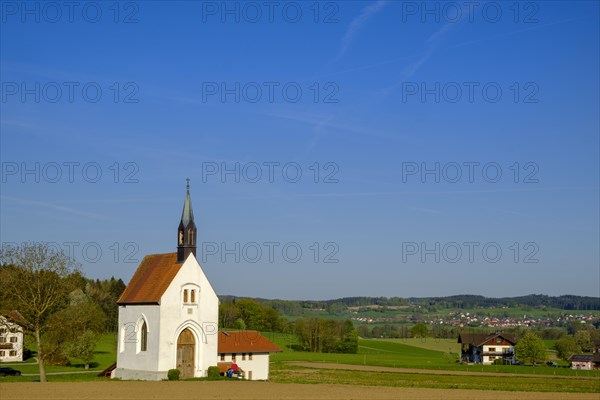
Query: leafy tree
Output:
[[294, 318, 357, 353], [536, 327, 567, 340], [587, 326, 600, 341], [43, 291, 106, 367], [234, 318, 246, 330], [411, 323, 429, 338], [515, 331, 547, 365], [85, 277, 125, 332], [566, 320, 584, 335], [357, 324, 371, 338], [327, 302, 346, 315], [219, 299, 282, 332], [295, 318, 325, 352], [574, 330, 593, 352], [555, 335, 581, 361], [62, 330, 98, 369], [219, 302, 241, 329], [337, 320, 358, 353], [0, 242, 79, 382]]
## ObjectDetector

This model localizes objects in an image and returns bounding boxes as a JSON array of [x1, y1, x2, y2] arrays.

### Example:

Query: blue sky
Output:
[[1, 1, 598, 300]]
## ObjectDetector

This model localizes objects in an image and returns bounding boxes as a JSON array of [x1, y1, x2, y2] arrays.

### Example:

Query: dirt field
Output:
[[1, 381, 598, 400]]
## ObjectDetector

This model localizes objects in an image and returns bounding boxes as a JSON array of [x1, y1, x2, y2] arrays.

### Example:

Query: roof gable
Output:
[[218, 331, 282, 353], [117, 253, 183, 304], [458, 332, 516, 346], [569, 354, 594, 362], [0, 313, 24, 329]]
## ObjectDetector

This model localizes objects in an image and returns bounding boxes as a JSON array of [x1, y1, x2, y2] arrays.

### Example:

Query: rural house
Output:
[[113, 181, 280, 380], [0, 314, 24, 362], [568, 354, 594, 370], [217, 331, 282, 380], [458, 332, 517, 365]]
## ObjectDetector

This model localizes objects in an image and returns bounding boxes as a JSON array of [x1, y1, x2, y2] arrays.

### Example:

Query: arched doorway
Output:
[[176, 328, 195, 378]]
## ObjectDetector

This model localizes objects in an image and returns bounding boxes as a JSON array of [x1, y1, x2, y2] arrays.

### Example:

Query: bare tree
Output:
[[0, 242, 79, 382]]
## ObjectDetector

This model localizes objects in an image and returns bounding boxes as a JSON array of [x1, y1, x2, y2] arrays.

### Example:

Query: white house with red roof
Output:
[[0, 314, 24, 362], [217, 330, 282, 380], [113, 181, 280, 381]]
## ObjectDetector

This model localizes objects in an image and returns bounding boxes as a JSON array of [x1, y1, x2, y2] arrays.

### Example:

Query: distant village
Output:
[[351, 310, 599, 329]]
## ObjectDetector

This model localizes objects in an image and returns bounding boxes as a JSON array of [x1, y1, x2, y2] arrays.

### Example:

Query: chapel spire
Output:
[[177, 178, 197, 263]]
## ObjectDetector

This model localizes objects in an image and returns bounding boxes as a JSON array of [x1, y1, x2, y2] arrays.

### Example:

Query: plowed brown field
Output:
[[1, 381, 598, 400]]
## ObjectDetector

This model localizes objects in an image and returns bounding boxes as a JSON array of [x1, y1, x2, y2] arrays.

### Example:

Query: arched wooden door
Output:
[[176, 329, 195, 378]]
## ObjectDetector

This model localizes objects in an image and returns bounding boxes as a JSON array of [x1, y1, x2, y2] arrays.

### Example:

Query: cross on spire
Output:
[[186, 177, 190, 191]]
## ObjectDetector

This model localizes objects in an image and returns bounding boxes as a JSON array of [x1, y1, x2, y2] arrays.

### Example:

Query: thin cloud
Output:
[[333, 0, 389, 63], [1, 195, 106, 220], [401, 21, 458, 79], [263, 110, 406, 141], [376, 21, 459, 98]]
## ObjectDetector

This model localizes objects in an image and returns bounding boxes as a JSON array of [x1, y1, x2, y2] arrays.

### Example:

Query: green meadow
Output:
[[2, 331, 599, 389], [269, 363, 600, 393], [377, 337, 461, 353], [0, 333, 117, 381], [266, 332, 600, 377]]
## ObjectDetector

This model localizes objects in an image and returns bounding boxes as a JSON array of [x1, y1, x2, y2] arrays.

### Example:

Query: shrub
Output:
[[167, 369, 180, 381], [207, 366, 220, 378]]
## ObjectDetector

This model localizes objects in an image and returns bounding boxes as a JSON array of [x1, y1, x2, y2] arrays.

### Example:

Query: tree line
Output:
[[222, 294, 600, 314], [219, 298, 358, 354], [0, 243, 125, 381]]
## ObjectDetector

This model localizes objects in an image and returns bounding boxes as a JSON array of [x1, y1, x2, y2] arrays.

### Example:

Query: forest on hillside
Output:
[[220, 294, 600, 314]]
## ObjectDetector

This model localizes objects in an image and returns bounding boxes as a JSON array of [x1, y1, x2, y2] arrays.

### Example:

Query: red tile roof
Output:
[[218, 331, 282, 354], [117, 253, 183, 304], [1, 311, 25, 324]]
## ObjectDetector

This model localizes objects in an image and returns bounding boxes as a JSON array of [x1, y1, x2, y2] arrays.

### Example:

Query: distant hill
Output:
[[219, 294, 600, 313]]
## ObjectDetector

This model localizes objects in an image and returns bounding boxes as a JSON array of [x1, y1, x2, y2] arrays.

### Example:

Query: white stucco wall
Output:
[[114, 253, 219, 380], [220, 352, 271, 380], [482, 344, 514, 365], [158, 254, 219, 377], [0, 319, 23, 362], [571, 361, 592, 370], [114, 304, 161, 379]]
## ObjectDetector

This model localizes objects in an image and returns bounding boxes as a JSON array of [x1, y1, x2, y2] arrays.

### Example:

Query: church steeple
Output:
[[177, 178, 197, 263]]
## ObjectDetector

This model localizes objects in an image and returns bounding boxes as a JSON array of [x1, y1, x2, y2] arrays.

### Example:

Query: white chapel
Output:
[[113, 181, 280, 381], [113, 180, 218, 380]]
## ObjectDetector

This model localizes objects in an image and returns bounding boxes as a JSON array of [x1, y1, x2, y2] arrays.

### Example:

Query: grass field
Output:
[[270, 363, 600, 393], [2, 330, 599, 392], [267, 333, 600, 377], [0, 333, 117, 380], [381, 337, 461, 353]]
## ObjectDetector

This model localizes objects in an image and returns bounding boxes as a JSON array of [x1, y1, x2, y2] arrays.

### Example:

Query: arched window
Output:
[[190, 289, 195, 303], [183, 289, 188, 303], [140, 321, 148, 352]]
